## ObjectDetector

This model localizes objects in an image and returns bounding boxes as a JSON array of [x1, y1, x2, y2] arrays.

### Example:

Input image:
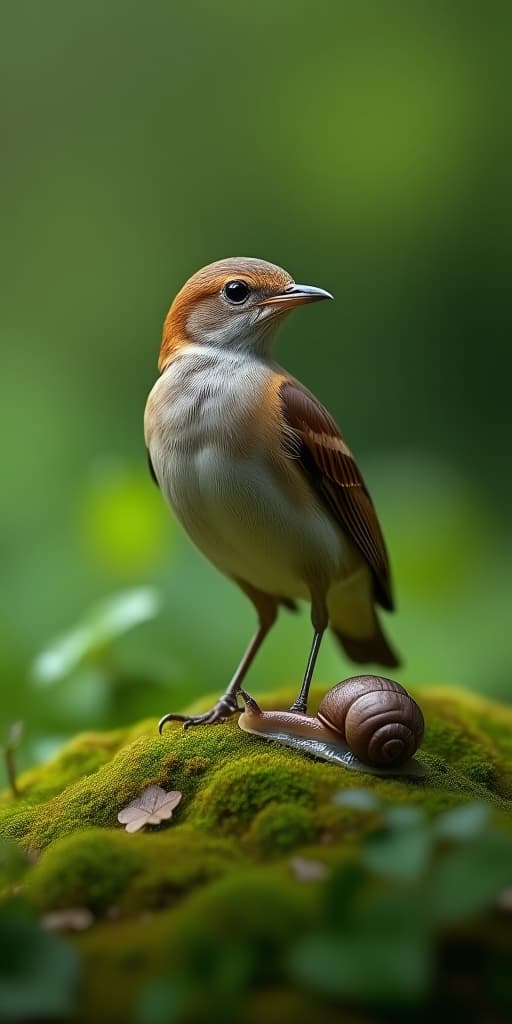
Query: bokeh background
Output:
[[1, 1, 510, 772]]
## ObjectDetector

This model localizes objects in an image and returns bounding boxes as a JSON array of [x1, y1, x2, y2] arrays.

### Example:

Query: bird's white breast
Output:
[[144, 346, 350, 599]]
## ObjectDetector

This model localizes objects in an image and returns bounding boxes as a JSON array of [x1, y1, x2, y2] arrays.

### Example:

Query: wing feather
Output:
[[279, 379, 394, 611]]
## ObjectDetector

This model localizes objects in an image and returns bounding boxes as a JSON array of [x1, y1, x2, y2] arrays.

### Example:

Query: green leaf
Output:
[[434, 801, 491, 842], [430, 833, 512, 924], [31, 587, 160, 685], [290, 890, 431, 1005], [0, 914, 79, 1019], [324, 864, 367, 927], [383, 805, 426, 830], [331, 788, 382, 812], [363, 823, 433, 883], [137, 980, 185, 1024]]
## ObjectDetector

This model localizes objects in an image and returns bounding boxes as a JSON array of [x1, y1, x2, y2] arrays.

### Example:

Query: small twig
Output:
[[5, 746, 19, 798], [3, 722, 24, 799]]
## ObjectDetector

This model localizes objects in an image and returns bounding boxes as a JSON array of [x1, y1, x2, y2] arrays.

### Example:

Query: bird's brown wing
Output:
[[279, 378, 394, 611]]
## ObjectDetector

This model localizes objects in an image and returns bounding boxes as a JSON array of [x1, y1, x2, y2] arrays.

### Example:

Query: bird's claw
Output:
[[158, 691, 244, 734]]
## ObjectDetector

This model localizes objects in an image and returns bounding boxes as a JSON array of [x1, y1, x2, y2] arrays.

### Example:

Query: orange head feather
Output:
[[158, 257, 332, 372]]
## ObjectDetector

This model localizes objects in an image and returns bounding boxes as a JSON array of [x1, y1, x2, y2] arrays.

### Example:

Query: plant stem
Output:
[[5, 746, 19, 798]]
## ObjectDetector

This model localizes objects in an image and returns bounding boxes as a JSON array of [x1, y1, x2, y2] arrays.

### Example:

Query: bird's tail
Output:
[[331, 618, 400, 669], [327, 568, 401, 669]]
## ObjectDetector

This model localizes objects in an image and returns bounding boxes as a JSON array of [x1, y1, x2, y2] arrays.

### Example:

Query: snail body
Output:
[[238, 676, 425, 778]]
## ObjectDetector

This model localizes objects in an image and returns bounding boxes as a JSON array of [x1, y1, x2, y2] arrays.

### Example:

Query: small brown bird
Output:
[[144, 257, 399, 730]]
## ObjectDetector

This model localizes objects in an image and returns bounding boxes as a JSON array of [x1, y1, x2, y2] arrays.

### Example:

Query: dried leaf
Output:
[[289, 856, 329, 882], [42, 908, 94, 932], [497, 887, 512, 912], [117, 785, 182, 833]]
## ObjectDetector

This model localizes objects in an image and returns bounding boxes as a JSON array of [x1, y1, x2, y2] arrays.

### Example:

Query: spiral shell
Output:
[[317, 675, 424, 768]]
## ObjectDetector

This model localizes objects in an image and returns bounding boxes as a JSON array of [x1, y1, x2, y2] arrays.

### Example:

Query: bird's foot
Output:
[[158, 691, 243, 733]]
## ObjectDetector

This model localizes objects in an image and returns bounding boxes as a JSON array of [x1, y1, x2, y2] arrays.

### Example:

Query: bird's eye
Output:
[[223, 280, 250, 304]]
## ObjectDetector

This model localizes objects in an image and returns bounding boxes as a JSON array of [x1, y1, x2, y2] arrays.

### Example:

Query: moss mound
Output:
[[1, 682, 512, 1022]]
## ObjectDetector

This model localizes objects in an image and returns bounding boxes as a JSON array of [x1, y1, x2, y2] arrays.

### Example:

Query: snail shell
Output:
[[317, 676, 424, 768]]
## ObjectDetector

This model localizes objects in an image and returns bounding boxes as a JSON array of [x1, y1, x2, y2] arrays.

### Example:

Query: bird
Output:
[[144, 257, 400, 731]]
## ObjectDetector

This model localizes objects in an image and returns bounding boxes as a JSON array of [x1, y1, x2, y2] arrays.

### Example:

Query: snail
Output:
[[238, 676, 426, 778]]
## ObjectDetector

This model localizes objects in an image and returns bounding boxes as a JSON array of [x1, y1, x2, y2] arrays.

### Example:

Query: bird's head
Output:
[[158, 257, 333, 371]]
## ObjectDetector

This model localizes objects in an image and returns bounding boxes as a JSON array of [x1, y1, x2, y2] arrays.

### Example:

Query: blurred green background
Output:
[[1, 1, 510, 771]]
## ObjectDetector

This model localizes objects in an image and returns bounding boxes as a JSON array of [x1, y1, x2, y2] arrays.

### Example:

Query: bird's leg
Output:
[[289, 594, 328, 715], [288, 631, 324, 715], [158, 585, 278, 732]]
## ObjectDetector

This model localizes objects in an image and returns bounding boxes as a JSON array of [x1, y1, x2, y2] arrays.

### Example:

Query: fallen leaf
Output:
[[497, 887, 512, 912], [289, 856, 329, 882], [117, 785, 182, 833], [42, 908, 94, 932]]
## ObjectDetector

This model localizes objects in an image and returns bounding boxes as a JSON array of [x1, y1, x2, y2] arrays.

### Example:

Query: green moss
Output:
[[2, 682, 512, 1022], [245, 802, 316, 856], [418, 688, 512, 798], [120, 827, 241, 912], [191, 751, 323, 836], [312, 802, 380, 847], [72, 868, 318, 1024], [456, 757, 498, 789], [164, 867, 316, 973], [29, 828, 139, 914], [75, 911, 173, 1023], [242, 988, 349, 1024], [27, 824, 241, 916], [18, 732, 127, 802]]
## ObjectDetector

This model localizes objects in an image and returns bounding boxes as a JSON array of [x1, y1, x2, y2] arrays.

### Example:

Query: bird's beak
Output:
[[259, 283, 334, 310]]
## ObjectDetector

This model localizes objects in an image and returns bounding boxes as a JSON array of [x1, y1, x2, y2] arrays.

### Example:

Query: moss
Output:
[[2, 682, 512, 1022], [72, 868, 317, 1024], [0, 718, 267, 849], [191, 751, 323, 836], [120, 827, 241, 912], [456, 757, 498, 789], [166, 866, 316, 960], [418, 688, 512, 799], [28, 828, 139, 914], [18, 731, 127, 803], [182, 755, 211, 776], [312, 802, 380, 847], [245, 802, 316, 857], [75, 911, 173, 1023], [243, 988, 363, 1024], [27, 824, 241, 916], [162, 866, 318, 1008]]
